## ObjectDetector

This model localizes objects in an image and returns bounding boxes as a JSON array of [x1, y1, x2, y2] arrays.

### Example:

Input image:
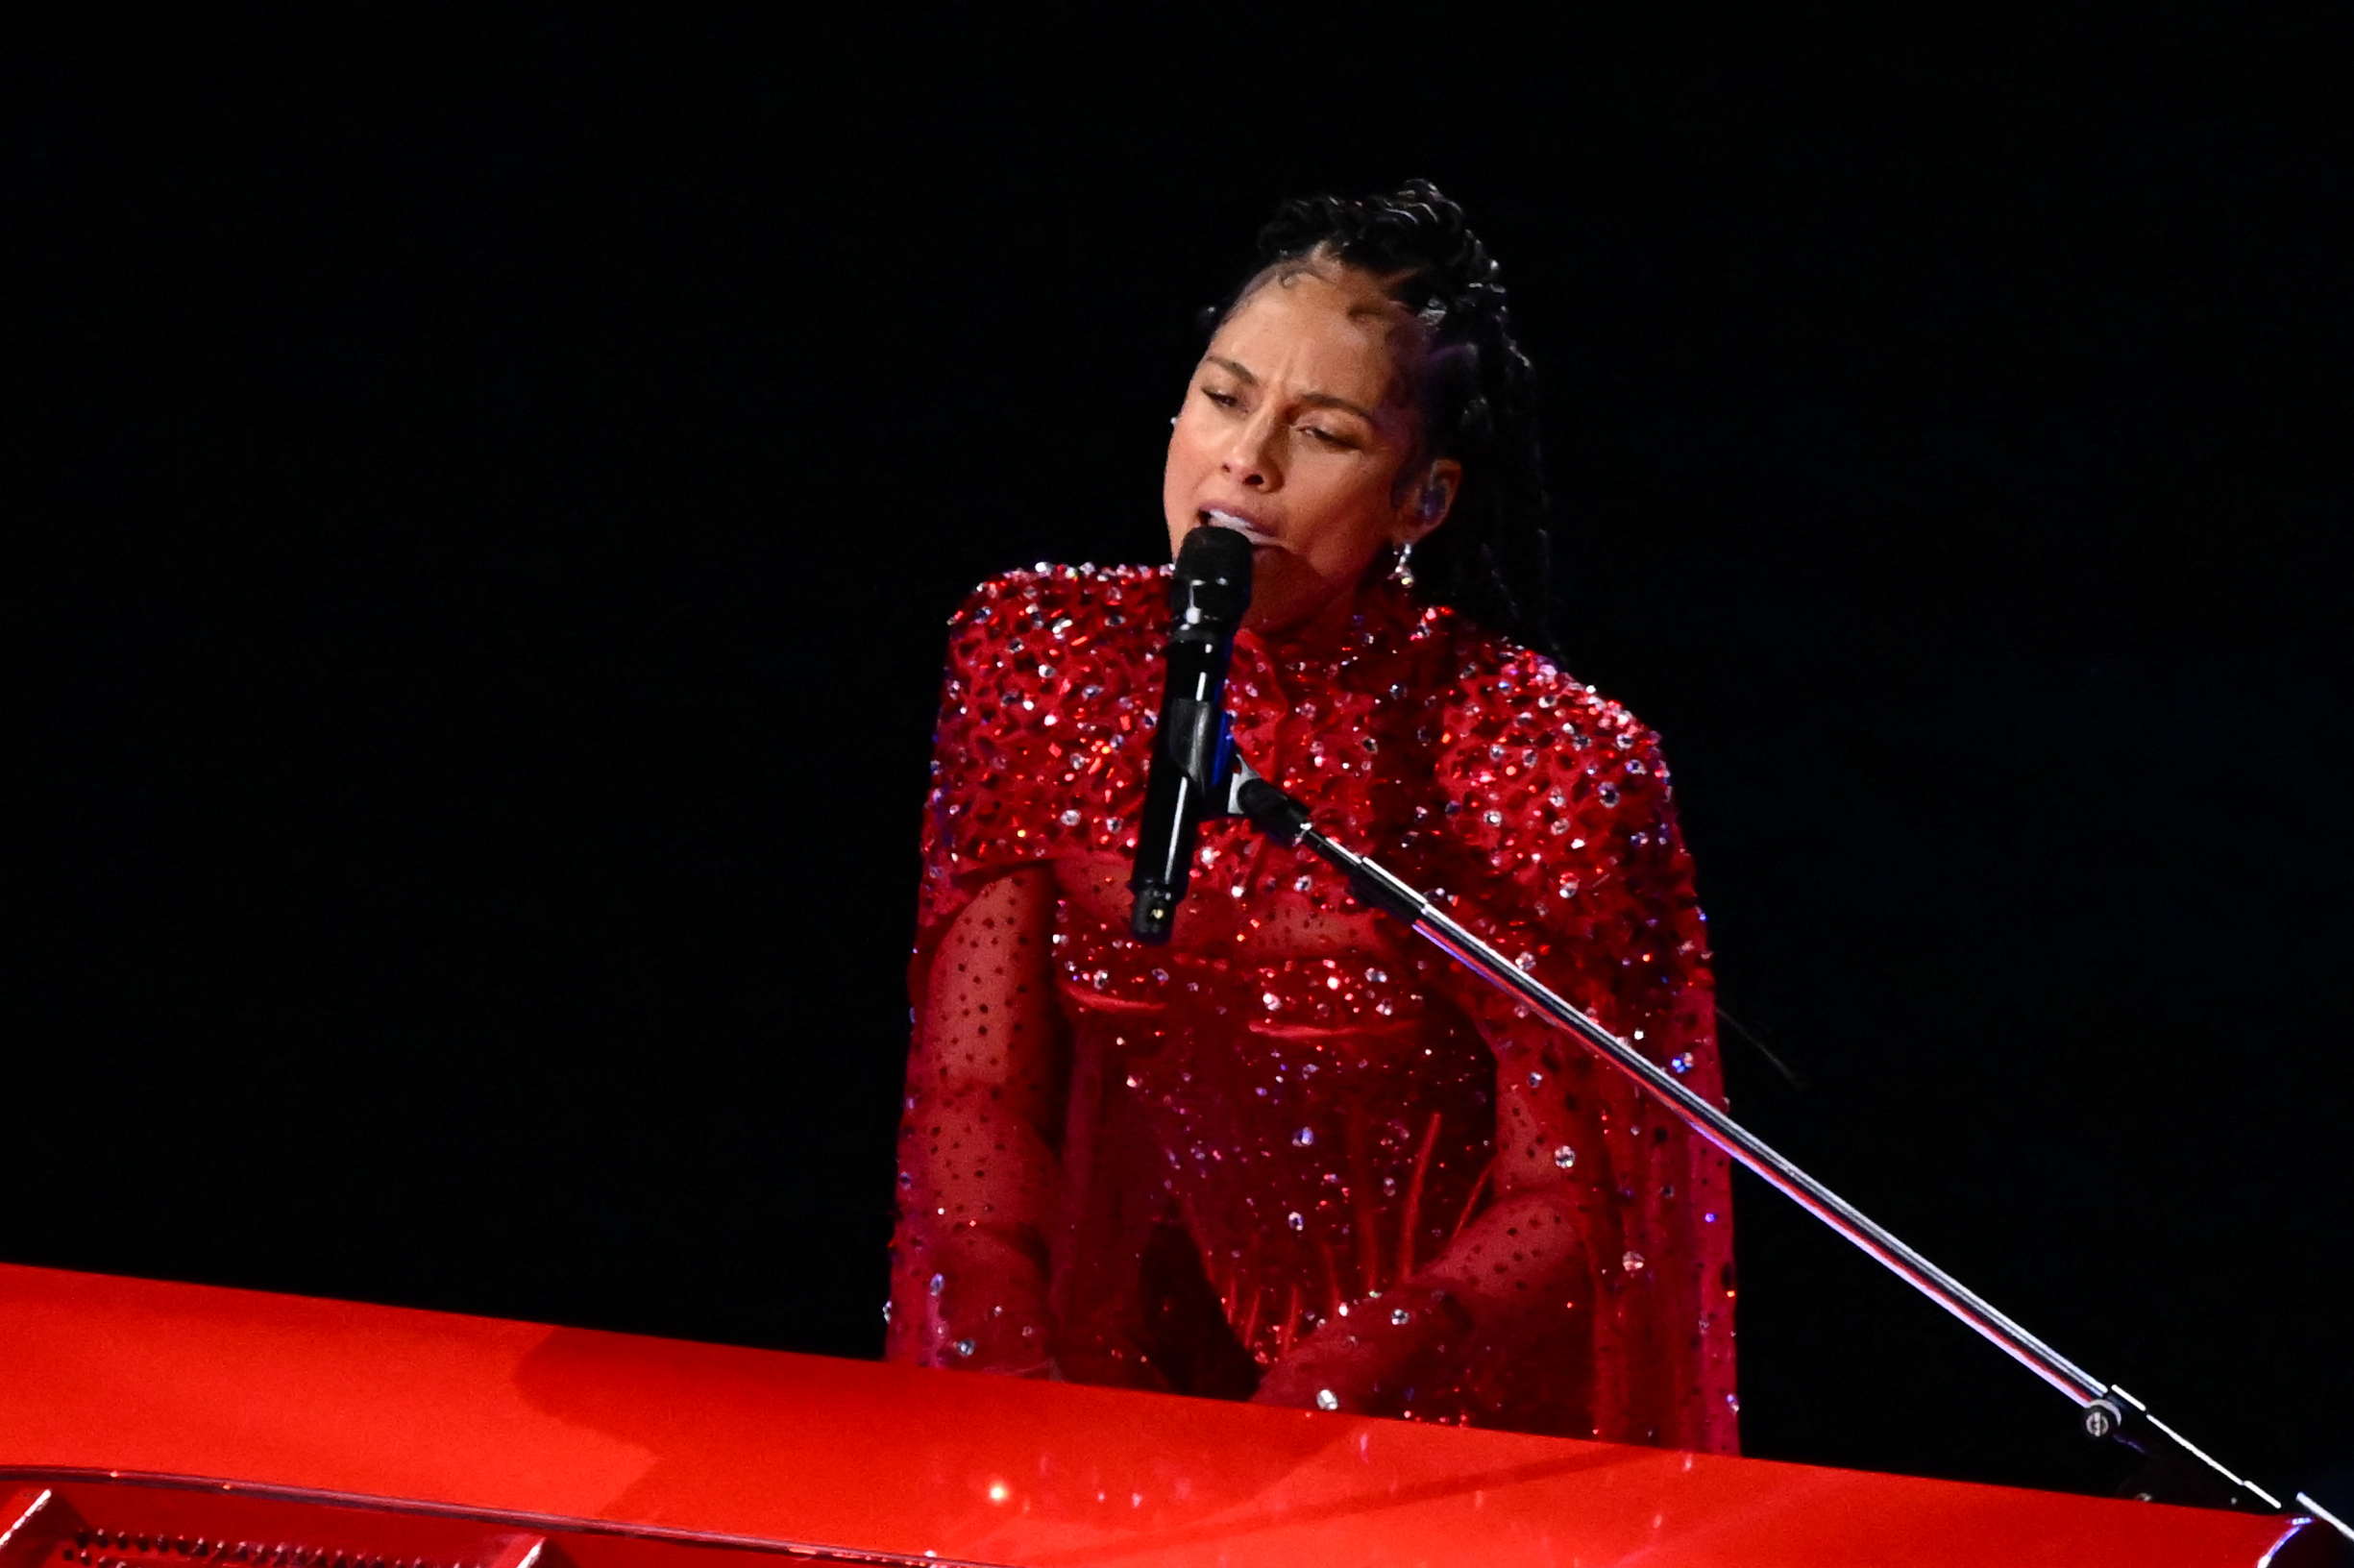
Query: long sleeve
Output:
[[886, 863, 1067, 1373], [1418, 649, 1739, 1453], [886, 580, 1084, 1374]]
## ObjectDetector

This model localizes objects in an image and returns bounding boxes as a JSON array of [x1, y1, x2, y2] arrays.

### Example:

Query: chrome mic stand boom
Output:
[[1209, 756, 2345, 1542]]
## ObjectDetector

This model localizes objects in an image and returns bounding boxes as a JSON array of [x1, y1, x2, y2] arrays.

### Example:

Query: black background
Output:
[[12, 5, 2350, 1513]]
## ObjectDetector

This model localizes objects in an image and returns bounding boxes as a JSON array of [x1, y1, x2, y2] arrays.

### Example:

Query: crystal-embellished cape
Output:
[[886, 563, 1737, 1453]]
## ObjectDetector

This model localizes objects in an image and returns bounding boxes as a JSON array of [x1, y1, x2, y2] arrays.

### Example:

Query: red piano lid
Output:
[[0, 1262, 2316, 1568]]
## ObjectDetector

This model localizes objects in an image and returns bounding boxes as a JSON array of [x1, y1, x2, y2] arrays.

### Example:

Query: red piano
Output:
[[1, 1263, 2332, 1566]]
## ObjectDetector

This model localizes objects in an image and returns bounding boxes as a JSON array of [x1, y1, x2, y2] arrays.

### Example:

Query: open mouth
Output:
[[1199, 508, 1281, 548]]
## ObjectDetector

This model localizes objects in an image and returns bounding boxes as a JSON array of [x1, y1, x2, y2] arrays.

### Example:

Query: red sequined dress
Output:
[[886, 563, 1737, 1452]]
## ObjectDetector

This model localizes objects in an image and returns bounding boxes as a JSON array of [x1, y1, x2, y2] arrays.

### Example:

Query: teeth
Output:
[[1203, 509, 1273, 541]]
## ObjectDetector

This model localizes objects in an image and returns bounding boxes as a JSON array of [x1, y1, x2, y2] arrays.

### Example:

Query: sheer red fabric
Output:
[[887, 563, 1737, 1452]]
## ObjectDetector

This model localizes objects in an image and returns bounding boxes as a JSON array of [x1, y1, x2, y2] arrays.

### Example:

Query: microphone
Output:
[[1129, 524, 1253, 943]]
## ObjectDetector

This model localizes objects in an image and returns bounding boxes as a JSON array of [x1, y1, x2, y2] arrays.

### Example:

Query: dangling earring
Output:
[[1388, 540, 1417, 589]]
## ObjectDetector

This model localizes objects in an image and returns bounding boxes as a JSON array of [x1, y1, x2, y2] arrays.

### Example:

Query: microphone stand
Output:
[[1201, 754, 2348, 1541]]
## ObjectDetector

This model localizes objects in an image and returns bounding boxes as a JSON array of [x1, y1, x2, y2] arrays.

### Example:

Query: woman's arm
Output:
[[1257, 658, 1733, 1442], [886, 865, 1068, 1374], [1250, 1066, 1605, 1413], [1420, 1066, 1605, 1319]]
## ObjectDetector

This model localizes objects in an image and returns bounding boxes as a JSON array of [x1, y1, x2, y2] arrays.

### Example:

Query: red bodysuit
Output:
[[887, 562, 1737, 1453]]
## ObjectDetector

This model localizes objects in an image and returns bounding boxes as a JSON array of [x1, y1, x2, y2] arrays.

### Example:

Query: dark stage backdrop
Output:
[[12, 7, 2350, 1510]]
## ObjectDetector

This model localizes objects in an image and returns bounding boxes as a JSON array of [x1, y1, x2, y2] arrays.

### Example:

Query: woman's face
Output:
[[1162, 261, 1459, 635]]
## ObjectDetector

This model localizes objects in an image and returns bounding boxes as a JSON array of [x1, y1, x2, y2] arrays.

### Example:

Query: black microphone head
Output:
[[1130, 523, 1252, 946], [1169, 524, 1253, 633]]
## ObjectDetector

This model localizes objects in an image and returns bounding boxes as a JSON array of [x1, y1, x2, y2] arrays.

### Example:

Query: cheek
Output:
[[1289, 474, 1398, 576], [1165, 411, 1236, 487], [1163, 418, 1212, 490], [1161, 429, 1207, 543]]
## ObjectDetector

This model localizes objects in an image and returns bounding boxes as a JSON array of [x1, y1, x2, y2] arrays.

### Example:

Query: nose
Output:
[[1219, 408, 1282, 490]]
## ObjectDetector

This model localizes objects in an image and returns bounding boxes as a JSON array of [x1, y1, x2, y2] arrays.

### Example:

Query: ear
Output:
[[1394, 458, 1462, 547]]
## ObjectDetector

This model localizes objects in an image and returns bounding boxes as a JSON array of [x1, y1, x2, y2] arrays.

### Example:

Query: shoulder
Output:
[[1427, 615, 1668, 780], [928, 560, 1166, 757], [1421, 615, 1683, 885], [921, 563, 1165, 878], [1412, 621, 1706, 1015], [944, 560, 1167, 654]]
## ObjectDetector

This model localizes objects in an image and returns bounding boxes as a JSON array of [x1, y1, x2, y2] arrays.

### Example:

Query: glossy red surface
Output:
[[0, 1263, 2321, 1566]]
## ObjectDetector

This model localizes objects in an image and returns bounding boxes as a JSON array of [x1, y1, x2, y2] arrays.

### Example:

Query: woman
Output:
[[887, 183, 1736, 1452]]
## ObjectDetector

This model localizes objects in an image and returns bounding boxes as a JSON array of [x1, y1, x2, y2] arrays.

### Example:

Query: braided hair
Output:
[[1214, 180, 1556, 653]]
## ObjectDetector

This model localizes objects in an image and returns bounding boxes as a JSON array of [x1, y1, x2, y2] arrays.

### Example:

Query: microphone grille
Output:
[[1171, 525, 1253, 625]]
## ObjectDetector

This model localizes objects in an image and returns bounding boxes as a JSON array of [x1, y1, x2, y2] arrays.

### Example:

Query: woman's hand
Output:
[[1249, 1286, 1473, 1415], [1254, 1185, 1597, 1417], [913, 1220, 1057, 1377]]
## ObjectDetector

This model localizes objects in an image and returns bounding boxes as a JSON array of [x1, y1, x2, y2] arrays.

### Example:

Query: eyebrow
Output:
[[1205, 355, 1379, 423]]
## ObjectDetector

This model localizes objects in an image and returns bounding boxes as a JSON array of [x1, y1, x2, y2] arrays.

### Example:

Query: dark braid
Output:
[[1214, 180, 1556, 654]]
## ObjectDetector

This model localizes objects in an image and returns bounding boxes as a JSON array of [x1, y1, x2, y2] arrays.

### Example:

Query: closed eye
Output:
[[1303, 426, 1357, 449]]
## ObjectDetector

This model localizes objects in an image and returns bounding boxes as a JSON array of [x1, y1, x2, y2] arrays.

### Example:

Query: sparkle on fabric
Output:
[[887, 563, 1736, 1455]]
